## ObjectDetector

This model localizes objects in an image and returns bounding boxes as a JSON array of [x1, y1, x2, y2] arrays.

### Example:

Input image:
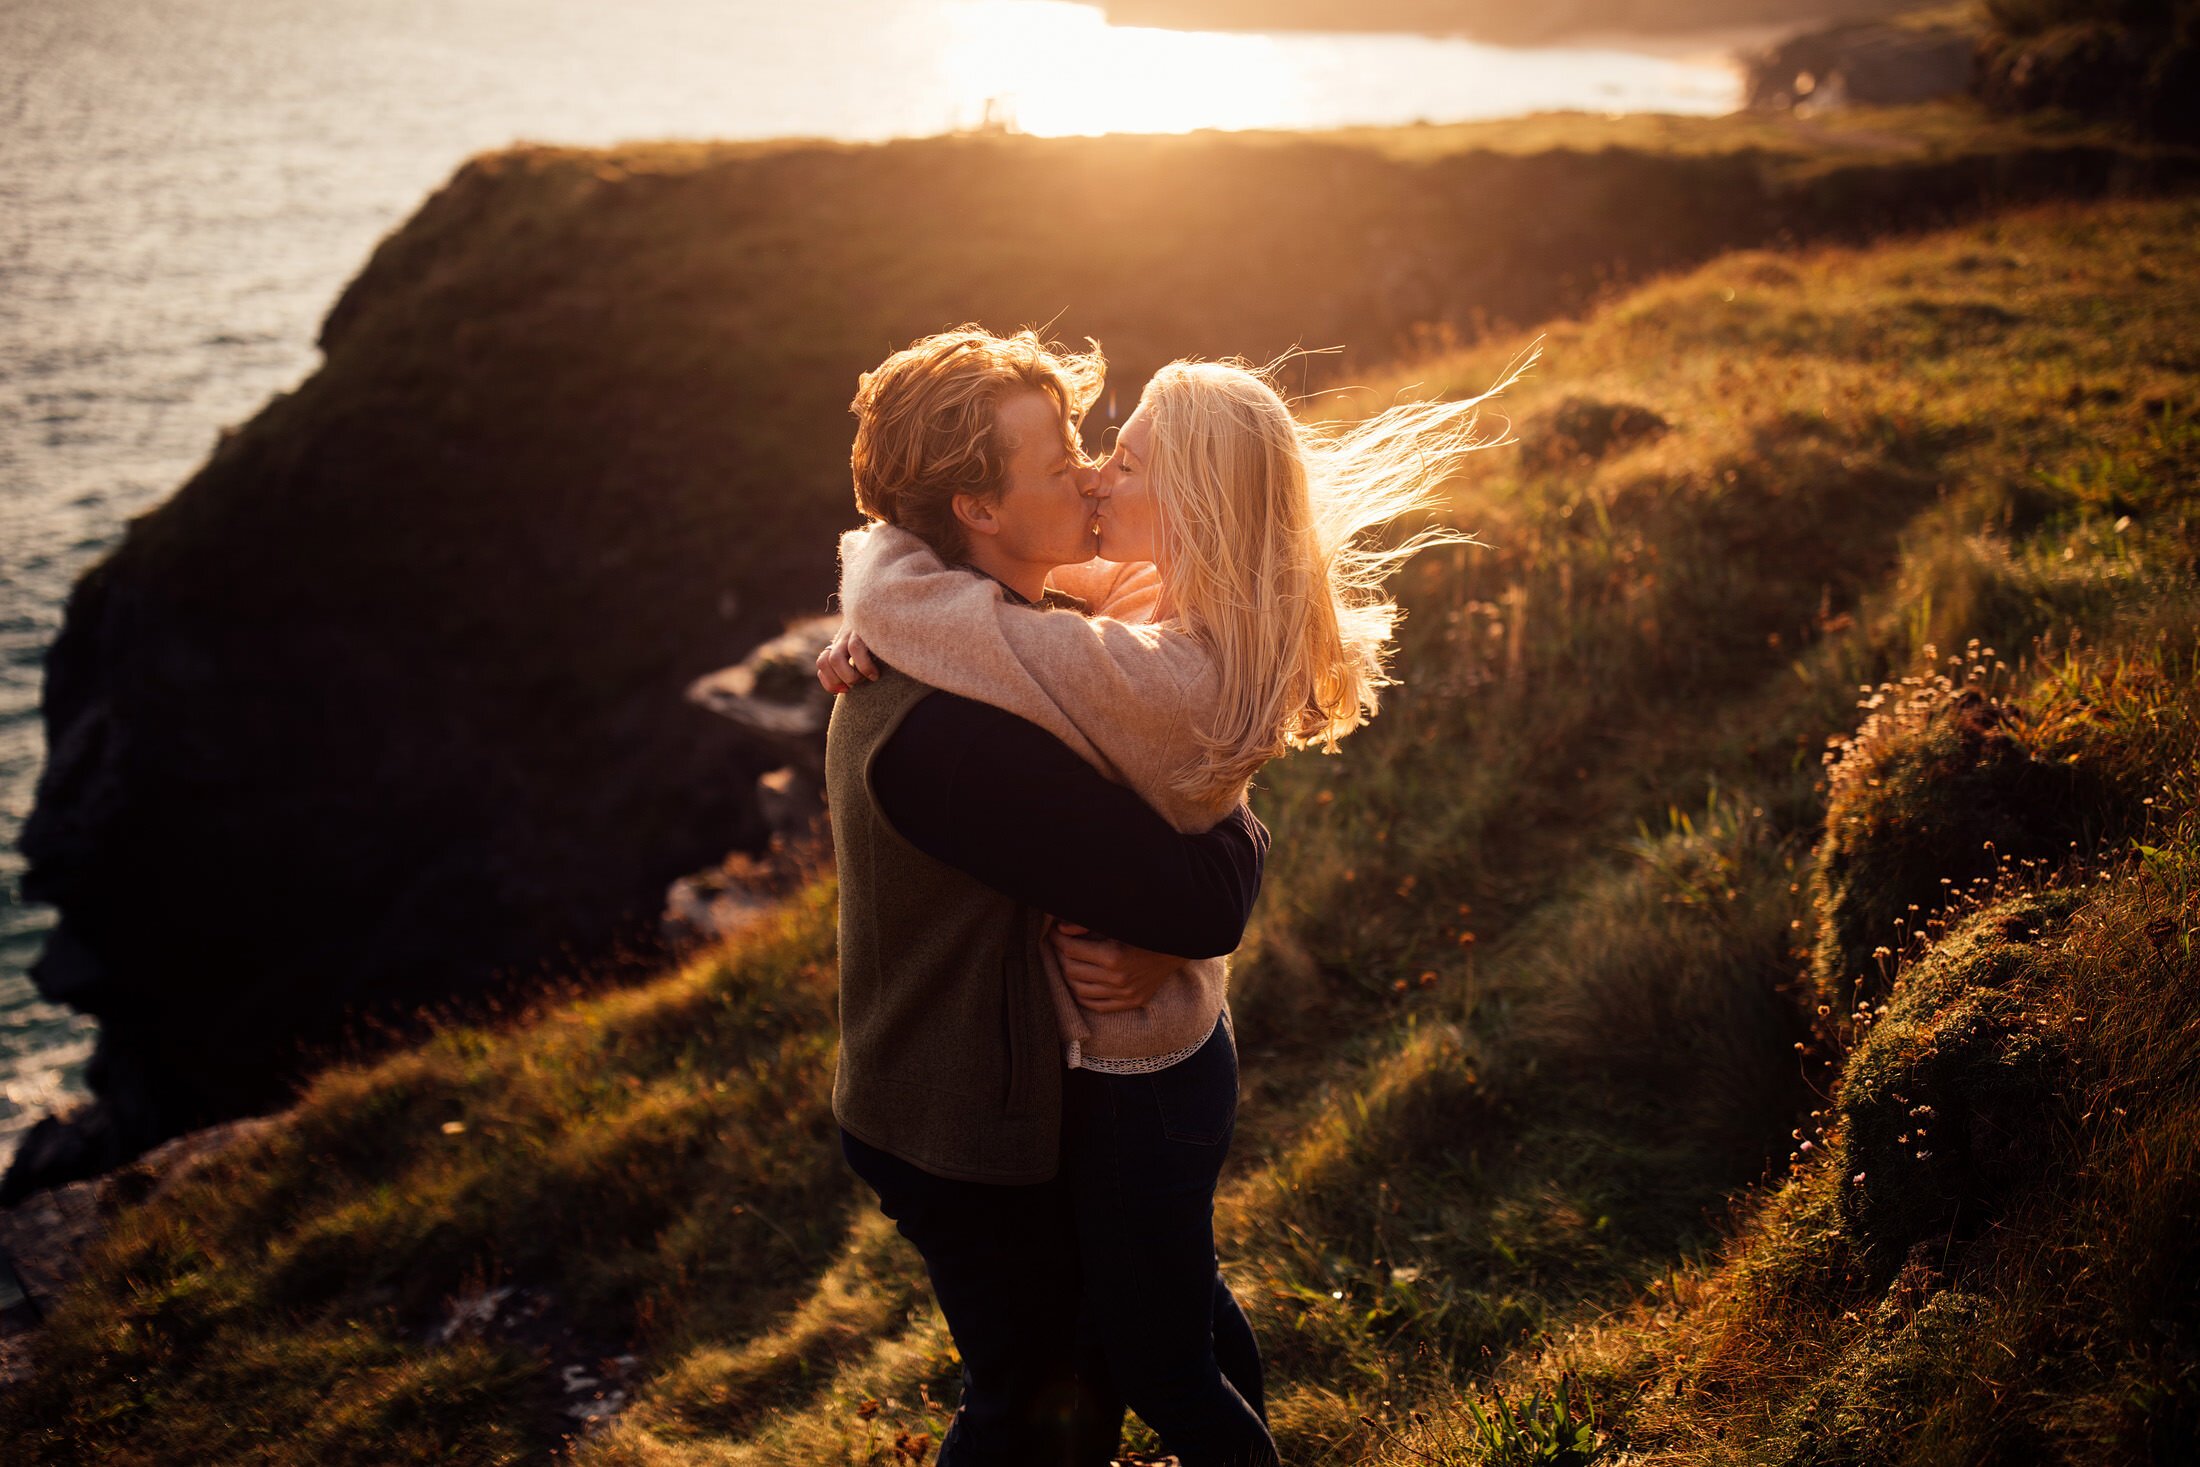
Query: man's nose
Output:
[[1077, 461, 1104, 496]]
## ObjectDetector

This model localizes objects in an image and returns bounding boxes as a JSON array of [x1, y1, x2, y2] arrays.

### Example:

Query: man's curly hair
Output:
[[849, 325, 1106, 561]]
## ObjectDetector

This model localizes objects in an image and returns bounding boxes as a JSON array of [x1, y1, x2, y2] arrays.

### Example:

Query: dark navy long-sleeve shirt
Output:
[[868, 690, 1266, 959]]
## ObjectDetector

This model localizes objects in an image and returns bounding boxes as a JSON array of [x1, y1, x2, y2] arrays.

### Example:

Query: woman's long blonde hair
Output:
[[1143, 351, 1532, 803]]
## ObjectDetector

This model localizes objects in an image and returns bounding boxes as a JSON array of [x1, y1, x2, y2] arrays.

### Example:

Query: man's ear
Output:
[[951, 491, 1003, 540]]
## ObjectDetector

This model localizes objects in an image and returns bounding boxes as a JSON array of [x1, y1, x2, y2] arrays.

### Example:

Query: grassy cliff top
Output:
[[1294, 95, 2133, 160], [30, 78, 2184, 1219], [5, 156, 2195, 1463]]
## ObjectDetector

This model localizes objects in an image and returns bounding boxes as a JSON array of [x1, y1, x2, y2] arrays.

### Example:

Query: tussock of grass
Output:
[[6, 181, 2198, 1464], [1554, 733, 2198, 1463], [1808, 657, 2094, 1013]]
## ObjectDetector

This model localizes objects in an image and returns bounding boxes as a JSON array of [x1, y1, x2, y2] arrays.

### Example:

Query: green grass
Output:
[[1528, 656, 2200, 1464], [6, 181, 2198, 1462], [2, 887, 852, 1465]]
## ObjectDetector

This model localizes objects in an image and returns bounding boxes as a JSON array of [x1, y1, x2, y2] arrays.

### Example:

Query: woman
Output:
[[819, 355, 1521, 1466]]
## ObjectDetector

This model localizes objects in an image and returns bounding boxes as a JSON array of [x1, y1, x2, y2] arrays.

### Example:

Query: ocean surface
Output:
[[0, 0, 1740, 1166]]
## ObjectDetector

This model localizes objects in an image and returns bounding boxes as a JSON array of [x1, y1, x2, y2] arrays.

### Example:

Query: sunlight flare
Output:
[[939, 0, 1733, 136]]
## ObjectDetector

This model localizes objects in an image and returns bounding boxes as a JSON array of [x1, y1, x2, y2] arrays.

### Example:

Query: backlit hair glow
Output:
[[1141, 349, 1535, 803]]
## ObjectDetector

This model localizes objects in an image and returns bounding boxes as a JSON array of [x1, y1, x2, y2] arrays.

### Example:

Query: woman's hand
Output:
[[1050, 921, 1184, 1013], [815, 628, 879, 694]]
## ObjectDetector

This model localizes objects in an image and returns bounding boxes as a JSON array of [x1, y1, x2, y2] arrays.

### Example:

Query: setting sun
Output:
[[941, 2, 1297, 134], [936, 0, 1732, 136]]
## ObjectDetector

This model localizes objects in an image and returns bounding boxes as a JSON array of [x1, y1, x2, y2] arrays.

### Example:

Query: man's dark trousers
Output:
[[840, 1129, 1104, 1466]]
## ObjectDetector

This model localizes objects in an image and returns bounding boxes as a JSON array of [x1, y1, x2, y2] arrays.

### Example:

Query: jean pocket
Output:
[[1146, 1029, 1238, 1146]]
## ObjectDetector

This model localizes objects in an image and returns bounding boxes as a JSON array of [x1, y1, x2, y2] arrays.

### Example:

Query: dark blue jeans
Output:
[[841, 1017, 1274, 1467], [840, 1129, 1092, 1465], [1064, 1016, 1279, 1467]]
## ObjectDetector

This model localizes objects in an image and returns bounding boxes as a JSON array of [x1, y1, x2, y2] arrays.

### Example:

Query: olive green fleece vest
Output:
[[826, 668, 1063, 1183]]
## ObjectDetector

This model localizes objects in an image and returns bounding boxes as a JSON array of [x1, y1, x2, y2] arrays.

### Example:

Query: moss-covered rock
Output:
[[1781, 1288, 2007, 1466], [1830, 895, 2077, 1274], [1810, 679, 2089, 1011]]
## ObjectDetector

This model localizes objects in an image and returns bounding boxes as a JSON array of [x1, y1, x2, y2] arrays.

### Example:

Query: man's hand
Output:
[[816, 628, 879, 694], [1050, 921, 1186, 1013]]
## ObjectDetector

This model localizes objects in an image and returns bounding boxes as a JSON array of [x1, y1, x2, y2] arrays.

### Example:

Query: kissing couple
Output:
[[816, 325, 1520, 1466]]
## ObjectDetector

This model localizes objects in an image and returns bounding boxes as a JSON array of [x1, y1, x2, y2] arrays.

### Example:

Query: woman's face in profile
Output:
[[1092, 401, 1160, 566]]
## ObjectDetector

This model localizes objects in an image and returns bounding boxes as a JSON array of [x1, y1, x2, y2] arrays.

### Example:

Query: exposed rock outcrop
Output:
[[1743, 18, 1976, 112], [667, 616, 839, 949]]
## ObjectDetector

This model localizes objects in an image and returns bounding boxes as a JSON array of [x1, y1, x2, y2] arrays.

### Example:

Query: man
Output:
[[822, 326, 1267, 1466]]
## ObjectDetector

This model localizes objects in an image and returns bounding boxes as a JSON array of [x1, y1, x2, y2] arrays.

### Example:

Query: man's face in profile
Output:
[[986, 386, 1101, 568]]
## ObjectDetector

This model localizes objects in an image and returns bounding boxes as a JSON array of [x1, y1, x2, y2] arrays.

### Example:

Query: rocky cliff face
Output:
[[11, 123, 2178, 1203], [7, 151, 843, 1202]]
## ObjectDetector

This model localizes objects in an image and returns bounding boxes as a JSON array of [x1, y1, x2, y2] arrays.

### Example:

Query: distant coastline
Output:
[[1099, 0, 1924, 46]]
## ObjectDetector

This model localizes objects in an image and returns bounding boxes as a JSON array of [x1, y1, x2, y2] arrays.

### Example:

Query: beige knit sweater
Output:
[[837, 523, 1247, 1066]]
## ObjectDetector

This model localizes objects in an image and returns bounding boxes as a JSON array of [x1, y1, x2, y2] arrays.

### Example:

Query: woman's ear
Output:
[[951, 491, 1002, 539]]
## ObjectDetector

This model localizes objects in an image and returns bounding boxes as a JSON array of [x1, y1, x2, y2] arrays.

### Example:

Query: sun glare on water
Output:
[[935, 0, 1736, 137], [942, 2, 1293, 135]]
